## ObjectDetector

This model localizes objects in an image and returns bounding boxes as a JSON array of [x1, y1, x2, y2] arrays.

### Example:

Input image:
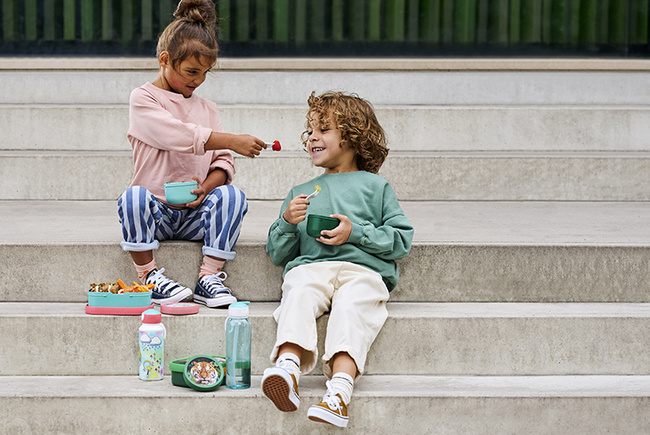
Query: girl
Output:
[[262, 91, 414, 427], [118, 0, 266, 308]]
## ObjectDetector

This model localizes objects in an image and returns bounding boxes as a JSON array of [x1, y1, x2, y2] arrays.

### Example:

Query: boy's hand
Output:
[[229, 134, 266, 158], [283, 194, 310, 224], [318, 214, 352, 245]]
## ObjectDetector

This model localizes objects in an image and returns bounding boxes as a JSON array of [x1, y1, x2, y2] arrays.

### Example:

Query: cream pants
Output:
[[270, 261, 390, 379]]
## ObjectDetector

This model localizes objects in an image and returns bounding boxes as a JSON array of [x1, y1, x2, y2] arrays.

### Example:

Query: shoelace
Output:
[[322, 380, 343, 411], [147, 267, 169, 285], [202, 271, 231, 294]]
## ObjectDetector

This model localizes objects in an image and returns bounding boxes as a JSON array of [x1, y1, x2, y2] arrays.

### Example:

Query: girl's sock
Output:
[[199, 256, 225, 277], [134, 259, 157, 282], [276, 352, 301, 383], [329, 372, 354, 405]]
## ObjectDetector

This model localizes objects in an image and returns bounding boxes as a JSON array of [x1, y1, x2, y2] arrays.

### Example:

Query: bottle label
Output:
[[139, 330, 164, 380]]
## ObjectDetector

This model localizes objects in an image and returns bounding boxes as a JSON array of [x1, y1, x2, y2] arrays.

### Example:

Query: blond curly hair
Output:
[[302, 91, 389, 174]]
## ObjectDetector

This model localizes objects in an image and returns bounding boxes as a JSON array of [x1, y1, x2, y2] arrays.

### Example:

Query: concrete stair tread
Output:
[[2, 374, 648, 399], [2, 199, 650, 246], [2, 301, 649, 318]]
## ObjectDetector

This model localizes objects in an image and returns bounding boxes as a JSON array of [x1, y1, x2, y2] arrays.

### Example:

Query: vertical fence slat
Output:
[[81, 0, 95, 42], [235, 0, 249, 41], [579, 0, 597, 44], [387, 0, 406, 41], [272, 0, 289, 42], [596, 0, 610, 44], [63, 0, 76, 41], [368, 0, 381, 41], [141, 0, 153, 41], [455, 0, 477, 44], [43, 0, 56, 41], [549, 0, 566, 44], [295, 0, 307, 44], [407, 0, 420, 41], [160, 0, 174, 31], [25, 0, 38, 41], [255, 0, 269, 41], [350, 0, 365, 41], [102, 0, 113, 41], [121, 0, 133, 43], [440, 0, 454, 43], [218, 0, 231, 41], [420, 0, 441, 43], [509, 0, 521, 44]]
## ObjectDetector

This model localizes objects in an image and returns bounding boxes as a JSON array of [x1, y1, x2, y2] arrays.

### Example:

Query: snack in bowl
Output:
[[164, 181, 199, 204]]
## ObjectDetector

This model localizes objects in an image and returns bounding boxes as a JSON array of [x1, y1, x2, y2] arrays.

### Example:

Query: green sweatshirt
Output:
[[266, 171, 414, 291]]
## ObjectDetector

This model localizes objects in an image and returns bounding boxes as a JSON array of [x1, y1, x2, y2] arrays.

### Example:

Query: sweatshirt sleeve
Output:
[[128, 87, 212, 156], [266, 194, 301, 266], [346, 183, 414, 260]]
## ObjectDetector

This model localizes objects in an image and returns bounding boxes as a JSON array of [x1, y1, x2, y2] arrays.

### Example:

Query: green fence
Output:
[[1, 0, 649, 57]]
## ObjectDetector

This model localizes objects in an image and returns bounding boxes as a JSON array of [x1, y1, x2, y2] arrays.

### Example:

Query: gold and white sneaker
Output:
[[307, 381, 349, 428]]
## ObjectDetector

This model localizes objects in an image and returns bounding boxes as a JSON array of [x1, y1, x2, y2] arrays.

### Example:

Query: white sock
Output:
[[329, 372, 354, 405], [276, 352, 301, 382]]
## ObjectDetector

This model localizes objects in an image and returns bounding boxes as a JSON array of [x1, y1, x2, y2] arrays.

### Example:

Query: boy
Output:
[[262, 91, 414, 428]]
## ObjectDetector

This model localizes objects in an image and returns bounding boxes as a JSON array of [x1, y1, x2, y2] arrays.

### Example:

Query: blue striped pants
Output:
[[117, 185, 248, 260]]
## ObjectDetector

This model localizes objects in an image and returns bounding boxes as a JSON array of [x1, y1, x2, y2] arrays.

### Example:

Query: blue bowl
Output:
[[164, 181, 198, 204]]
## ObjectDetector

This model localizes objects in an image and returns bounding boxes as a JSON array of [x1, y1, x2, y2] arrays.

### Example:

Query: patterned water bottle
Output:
[[225, 301, 251, 389], [139, 309, 166, 381]]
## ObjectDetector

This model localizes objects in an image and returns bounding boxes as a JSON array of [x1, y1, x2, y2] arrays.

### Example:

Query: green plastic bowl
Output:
[[306, 214, 340, 238], [170, 355, 226, 389]]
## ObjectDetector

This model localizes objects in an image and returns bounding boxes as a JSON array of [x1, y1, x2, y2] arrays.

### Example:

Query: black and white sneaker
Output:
[[144, 268, 193, 304], [194, 271, 237, 308]]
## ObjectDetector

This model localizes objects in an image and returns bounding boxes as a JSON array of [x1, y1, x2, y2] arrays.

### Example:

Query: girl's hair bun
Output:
[[174, 0, 217, 27]]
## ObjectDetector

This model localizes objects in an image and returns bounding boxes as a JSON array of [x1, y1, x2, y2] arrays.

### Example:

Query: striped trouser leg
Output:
[[117, 185, 175, 252], [177, 185, 248, 260]]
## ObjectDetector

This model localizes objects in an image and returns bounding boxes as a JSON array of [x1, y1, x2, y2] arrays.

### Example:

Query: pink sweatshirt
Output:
[[127, 82, 235, 208]]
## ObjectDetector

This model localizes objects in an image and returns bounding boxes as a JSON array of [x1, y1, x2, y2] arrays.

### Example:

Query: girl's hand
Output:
[[318, 214, 352, 245], [283, 195, 310, 224], [185, 177, 207, 208], [230, 134, 266, 158]]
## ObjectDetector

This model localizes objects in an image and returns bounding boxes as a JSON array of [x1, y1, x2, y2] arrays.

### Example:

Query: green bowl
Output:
[[170, 355, 226, 389], [306, 214, 340, 238]]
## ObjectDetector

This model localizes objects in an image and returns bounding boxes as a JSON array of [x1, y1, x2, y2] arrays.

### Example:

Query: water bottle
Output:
[[225, 301, 251, 389], [139, 308, 166, 381]]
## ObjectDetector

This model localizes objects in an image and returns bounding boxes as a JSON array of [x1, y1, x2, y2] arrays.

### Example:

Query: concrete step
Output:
[[1, 374, 648, 434], [2, 150, 649, 201], [1, 200, 649, 303], [1, 302, 648, 376], [3, 58, 650, 106], [4, 104, 650, 152]]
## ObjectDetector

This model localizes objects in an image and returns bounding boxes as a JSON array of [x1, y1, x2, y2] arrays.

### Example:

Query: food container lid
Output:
[[183, 355, 224, 392], [161, 302, 200, 315], [141, 308, 162, 324]]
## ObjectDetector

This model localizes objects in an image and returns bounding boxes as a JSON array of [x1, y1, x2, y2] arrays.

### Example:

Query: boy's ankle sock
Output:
[[276, 352, 301, 383], [329, 372, 354, 405], [134, 259, 157, 282], [200, 256, 225, 277]]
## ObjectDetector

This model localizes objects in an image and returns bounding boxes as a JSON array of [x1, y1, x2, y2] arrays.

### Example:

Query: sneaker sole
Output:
[[307, 405, 349, 428], [152, 288, 193, 305], [261, 370, 299, 412], [194, 294, 237, 308]]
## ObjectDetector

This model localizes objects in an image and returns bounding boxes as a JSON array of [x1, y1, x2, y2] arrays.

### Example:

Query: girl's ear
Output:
[[158, 51, 170, 68]]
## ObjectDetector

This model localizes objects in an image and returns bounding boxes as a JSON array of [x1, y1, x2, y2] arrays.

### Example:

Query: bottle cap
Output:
[[141, 308, 162, 324], [183, 355, 224, 392], [228, 301, 250, 318]]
